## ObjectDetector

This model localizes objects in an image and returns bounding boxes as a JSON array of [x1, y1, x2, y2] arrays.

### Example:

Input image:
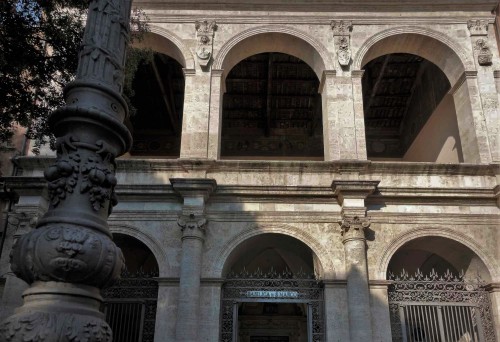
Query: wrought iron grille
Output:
[[102, 269, 159, 342], [388, 269, 496, 342], [221, 268, 324, 342]]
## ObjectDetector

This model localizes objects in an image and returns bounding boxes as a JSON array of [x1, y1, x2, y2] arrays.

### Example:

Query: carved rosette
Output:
[[195, 20, 217, 68], [338, 216, 370, 242], [331, 20, 353, 67]]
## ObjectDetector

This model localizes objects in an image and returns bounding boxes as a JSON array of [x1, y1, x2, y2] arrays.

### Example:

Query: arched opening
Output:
[[220, 53, 323, 160], [221, 234, 324, 342], [387, 236, 490, 280], [362, 53, 463, 162], [102, 234, 159, 342], [123, 32, 187, 158], [387, 236, 495, 342]]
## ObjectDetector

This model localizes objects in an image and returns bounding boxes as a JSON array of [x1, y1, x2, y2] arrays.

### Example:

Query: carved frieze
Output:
[[195, 20, 217, 68], [331, 20, 353, 67]]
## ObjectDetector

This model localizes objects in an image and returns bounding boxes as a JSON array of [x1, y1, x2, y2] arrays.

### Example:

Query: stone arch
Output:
[[353, 26, 474, 85], [109, 224, 170, 277], [377, 227, 499, 281], [212, 224, 337, 279], [133, 24, 195, 69], [213, 25, 334, 79]]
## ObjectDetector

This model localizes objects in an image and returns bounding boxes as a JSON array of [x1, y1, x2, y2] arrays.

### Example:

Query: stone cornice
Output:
[[136, 1, 498, 13]]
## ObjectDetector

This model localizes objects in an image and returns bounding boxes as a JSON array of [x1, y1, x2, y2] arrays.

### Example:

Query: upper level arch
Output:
[[133, 25, 195, 70], [213, 25, 334, 80], [354, 26, 474, 85]]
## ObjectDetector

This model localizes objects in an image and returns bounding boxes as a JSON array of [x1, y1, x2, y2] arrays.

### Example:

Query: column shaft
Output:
[[176, 234, 204, 341], [343, 237, 372, 341]]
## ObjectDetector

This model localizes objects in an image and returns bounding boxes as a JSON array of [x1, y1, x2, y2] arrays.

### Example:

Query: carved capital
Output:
[[474, 39, 493, 66], [195, 20, 217, 68], [467, 19, 489, 36], [178, 213, 208, 236], [338, 216, 370, 242]]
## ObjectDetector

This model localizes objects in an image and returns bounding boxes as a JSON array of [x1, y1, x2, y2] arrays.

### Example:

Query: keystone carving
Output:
[[338, 216, 370, 241], [195, 20, 217, 68], [467, 19, 489, 36], [475, 39, 493, 66], [331, 21, 353, 67]]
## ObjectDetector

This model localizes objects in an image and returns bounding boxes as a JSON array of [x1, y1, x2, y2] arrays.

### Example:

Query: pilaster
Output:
[[321, 70, 367, 160], [485, 283, 500, 341], [171, 178, 216, 342]]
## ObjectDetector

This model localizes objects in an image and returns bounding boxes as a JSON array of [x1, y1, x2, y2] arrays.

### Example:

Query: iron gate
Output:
[[102, 270, 159, 342], [221, 268, 324, 342], [388, 269, 496, 342]]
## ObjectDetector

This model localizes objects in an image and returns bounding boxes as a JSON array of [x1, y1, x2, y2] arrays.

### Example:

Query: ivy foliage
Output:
[[0, 1, 149, 153]]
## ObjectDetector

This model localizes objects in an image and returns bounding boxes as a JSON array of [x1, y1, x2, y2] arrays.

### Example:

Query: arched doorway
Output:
[[220, 234, 324, 342], [386, 236, 495, 342], [102, 234, 160, 342], [362, 53, 463, 162], [220, 53, 323, 160]]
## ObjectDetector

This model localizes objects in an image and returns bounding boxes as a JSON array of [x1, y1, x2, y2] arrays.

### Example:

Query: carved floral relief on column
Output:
[[468, 19, 493, 66], [195, 20, 217, 68], [331, 20, 353, 67]]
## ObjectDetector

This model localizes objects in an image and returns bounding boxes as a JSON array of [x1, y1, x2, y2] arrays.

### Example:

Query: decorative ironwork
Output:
[[102, 269, 159, 342], [221, 268, 324, 342], [388, 269, 495, 342]]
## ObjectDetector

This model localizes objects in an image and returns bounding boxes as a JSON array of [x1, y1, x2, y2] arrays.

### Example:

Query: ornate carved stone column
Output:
[[332, 180, 379, 342], [0, 1, 133, 340], [171, 178, 216, 341]]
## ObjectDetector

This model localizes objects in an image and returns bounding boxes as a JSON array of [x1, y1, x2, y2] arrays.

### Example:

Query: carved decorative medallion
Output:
[[331, 20, 353, 67], [195, 20, 217, 68], [475, 39, 493, 66]]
